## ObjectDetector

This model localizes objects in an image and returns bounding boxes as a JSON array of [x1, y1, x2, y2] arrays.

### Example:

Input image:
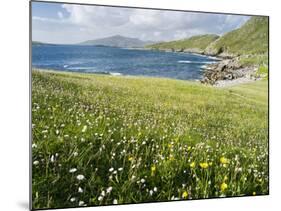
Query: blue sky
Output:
[[32, 1, 250, 44]]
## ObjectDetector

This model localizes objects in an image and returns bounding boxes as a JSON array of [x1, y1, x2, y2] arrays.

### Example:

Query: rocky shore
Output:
[[150, 47, 261, 86], [200, 56, 259, 86]]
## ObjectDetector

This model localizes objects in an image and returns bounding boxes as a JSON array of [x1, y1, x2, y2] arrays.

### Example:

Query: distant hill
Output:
[[32, 41, 46, 46], [146, 34, 219, 53], [78, 35, 154, 48], [204, 16, 269, 57], [32, 41, 58, 46]]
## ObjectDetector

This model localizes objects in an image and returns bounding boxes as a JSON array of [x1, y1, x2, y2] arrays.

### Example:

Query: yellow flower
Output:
[[209, 162, 213, 166], [128, 156, 133, 161], [220, 182, 228, 192], [253, 192, 256, 196], [169, 154, 175, 161], [182, 191, 188, 199], [220, 157, 229, 165], [190, 162, 196, 168], [151, 165, 156, 175], [199, 162, 209, 169]]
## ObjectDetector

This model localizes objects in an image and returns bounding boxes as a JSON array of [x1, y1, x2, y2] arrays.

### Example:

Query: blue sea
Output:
[[32, 45, 219, 80]]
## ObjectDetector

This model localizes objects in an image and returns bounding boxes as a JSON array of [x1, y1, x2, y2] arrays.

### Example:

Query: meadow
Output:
[[32, 69, 268, 209]]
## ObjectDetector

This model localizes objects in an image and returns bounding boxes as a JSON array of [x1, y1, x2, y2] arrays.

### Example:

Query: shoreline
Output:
[[32, 67, 264, 89], [144, 48, 262, 87]]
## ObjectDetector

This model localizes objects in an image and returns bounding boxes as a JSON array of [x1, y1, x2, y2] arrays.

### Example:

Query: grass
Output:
[[205, 17, 268, 56], [32, 69, 268, 209], [239, 54, 268, 67], [146, 34, 219, 52]]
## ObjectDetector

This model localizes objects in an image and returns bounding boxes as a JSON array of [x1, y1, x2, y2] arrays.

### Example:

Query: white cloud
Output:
[[57, 11, 64, 19], [32, 4, 250, 44]]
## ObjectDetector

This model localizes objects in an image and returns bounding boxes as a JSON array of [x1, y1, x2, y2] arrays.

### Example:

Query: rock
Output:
[[201, 57, 258, 85]]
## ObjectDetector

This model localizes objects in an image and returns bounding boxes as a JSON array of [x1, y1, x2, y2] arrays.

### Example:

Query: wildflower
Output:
[[69, 168, 77, 173], [73, 152, 78, 157], [32, 143, 37, 148], [106, 187, 113, 193], [220, 157, 230, 165], [199, 162, 209, 169], [98, 196, 103, 201], [182, 191, 188, 199], [149, 190, 153, 196], [101, 190, 105, 196], [118, 167, 123, 171], [33, 160, 39, 165], [113, 199, 118, 204], [82, 125, 87, 133], [169, 154, 175, 161], [128, 156, 133, 161], [70, 197, 76, 202], [190, 162, 195, 168], [153, 187, 158, 192], [109, 167, 114, 172], [151, 164, 156, 176], [78, 187, 83, 193], [220, 182, 228, 192], [50, 155, 55, 163], [78, 201, 85, 206], [140, 178, 146, 183], [76, 174, 85, 181], [253, 192, 256, 196]]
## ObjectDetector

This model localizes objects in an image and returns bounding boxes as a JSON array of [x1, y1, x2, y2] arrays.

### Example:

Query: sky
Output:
[[32, 2, 251, 44]]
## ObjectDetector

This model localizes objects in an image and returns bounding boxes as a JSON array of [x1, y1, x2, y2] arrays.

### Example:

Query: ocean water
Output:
[[32, 45, 219, 80]]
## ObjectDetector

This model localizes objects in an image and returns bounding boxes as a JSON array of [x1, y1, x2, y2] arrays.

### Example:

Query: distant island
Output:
[[77, 35, 155, 48]]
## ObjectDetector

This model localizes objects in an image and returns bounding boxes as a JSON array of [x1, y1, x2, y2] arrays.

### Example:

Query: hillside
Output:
[[78, 35, 154, 48], [32, 41, 46, 46], [205, 16, 269, 57], [32, 69, 268, 209], [146, 34, 219, 53]]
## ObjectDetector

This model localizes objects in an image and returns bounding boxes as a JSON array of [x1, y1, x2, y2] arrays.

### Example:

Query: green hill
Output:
[[146, 34, 219, 53], [205, 16, 269, 57]]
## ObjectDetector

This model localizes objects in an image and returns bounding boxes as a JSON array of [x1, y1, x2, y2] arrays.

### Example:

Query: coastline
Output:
[[146, 48, 261, 87]]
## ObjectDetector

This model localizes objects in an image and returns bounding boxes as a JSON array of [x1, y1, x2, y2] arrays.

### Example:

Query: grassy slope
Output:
[[146, 34, 219, 51], [205, 17, 269, 56], [32, 70, 268, 209]]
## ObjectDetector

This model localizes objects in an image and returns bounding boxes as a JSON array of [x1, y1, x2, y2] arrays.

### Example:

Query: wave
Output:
[[64, 67, 122, 76], [178, 60, 217, 64], [109, 72, 122, 76], [66, 67, 96, 70]]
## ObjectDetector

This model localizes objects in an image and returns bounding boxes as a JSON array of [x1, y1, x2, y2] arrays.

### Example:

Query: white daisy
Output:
[[76, 174, 85, 181], [33, 160, 39, 165], [70, 197, 76, 202], [106, 187, 113, 193]]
